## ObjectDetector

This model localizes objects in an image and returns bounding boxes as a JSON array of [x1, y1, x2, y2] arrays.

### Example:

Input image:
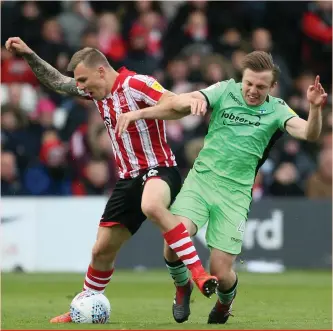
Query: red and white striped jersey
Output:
[[77, 67, 176, 179]]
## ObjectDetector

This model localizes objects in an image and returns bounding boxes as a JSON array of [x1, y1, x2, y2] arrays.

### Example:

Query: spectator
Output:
[[269, 162, 304, 196], [57, 1, 94, 50], [1, 47, 39, 86], [230, 49, 247, 81], [1, 151, 26, 196], [60, 97, 96, 141], [80, 27, 99, 49], [122, 1, 164, 38], [306, 148, 332, 198], [23, 130, 71, 196], [164, 10, 213, 63], [200, 54, 234, 86], [1, 103, 31, 166], [301, 1, 332, 86], [138, 10, 166, 59], [252, 170, 265, 201], [288, 72, 316, 120], [164, 56, 191, 93], [123, 24, 159, 75], [68, 110, 117, 183], [72, 159, 113, 195], [11, 1, 43, 51], [37, 18, 71, 72], [1, 2, 331, 198], [214, 28, 243, 60], [97, 12, 127, 65], [251, 28, 293, 98]]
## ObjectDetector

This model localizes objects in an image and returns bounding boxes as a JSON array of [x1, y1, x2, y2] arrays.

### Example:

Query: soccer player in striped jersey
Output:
[[5, 37, 218, 323]]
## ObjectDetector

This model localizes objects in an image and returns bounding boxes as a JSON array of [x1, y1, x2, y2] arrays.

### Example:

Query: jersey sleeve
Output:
[[276, 99, 299, 131], [128, 75, 166, 106], [199, 80, 229, 108]]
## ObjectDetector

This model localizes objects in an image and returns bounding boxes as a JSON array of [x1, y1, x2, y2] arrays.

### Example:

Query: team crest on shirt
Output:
[[288, 108, 297, 115], [149, 81, 164, 92]]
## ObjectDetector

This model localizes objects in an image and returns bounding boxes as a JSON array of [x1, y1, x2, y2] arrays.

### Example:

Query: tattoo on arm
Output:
[[23, 52, 80, 96]]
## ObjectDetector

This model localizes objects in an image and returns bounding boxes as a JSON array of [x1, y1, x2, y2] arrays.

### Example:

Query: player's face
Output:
[[241, 69, 276, 106], [74, 62, 108, 100]]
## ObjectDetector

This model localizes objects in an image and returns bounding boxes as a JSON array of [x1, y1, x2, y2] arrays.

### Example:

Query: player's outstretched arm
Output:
[[171, 91, 208, 116], [138, 91, 207, 119], [115, 92, 188, 136], [115, 91, 208, 136], [5, 37, 80, 97], [286, 75, 327, 141]]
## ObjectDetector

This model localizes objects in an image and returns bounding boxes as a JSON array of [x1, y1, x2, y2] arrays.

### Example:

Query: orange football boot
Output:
[[191, 266, 218, 298], [50, 312, 72, 323]]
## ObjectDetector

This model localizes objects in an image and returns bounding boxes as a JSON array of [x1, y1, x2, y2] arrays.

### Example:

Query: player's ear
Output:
[[98, 66, 106, 78], [270, 81, 277, 90]]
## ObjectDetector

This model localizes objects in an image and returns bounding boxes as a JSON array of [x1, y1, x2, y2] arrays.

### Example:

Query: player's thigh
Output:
[[170, 169, 210, 232], [141, 167, 182, 220], [141, 178, 171, 217], [100, 179, 147, 236], [207, 189, 250, 255], [141, 166, 182, 208]]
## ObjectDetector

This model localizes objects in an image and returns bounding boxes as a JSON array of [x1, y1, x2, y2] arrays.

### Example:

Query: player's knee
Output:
[[91, 242, 118, 264], [211, 265, 232, 283], [210, 249, 236, 281], [141, 200, 166, 222]]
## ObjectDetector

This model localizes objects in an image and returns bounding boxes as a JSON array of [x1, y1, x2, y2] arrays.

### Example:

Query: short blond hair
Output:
[[241, 51, 280, 84], [67, 48, 110, 71]]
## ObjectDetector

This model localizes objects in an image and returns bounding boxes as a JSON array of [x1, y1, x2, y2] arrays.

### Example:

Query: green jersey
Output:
[[196, 79, 298, 189]]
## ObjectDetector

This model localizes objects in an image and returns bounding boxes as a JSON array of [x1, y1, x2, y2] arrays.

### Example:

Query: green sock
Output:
[[165, 259, 190, 287], [217, 276, 238, 304]]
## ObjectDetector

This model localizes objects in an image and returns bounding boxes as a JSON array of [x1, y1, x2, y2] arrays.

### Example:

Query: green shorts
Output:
[[170, 168, 252, 255]]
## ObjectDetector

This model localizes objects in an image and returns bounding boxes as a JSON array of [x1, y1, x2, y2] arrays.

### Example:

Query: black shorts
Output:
[[100, 166, 182, 235]]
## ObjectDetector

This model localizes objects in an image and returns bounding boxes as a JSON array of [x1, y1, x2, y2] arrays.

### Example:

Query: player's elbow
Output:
[[306, 132, 320, 142], [305, 127, 321, 142]]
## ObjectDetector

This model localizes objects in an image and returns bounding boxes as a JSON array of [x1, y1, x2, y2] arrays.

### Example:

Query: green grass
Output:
[[1, 270, 332, 329]]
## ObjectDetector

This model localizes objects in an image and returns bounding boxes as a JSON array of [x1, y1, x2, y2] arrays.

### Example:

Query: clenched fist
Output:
[[5, 37, 33, 56]]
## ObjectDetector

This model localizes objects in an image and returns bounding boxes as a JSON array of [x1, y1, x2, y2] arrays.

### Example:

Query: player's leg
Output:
[[207, 249, 238, 324], [50, 179, 143, 323], [50, 225, 131, 323], [83, 225, 131, 290], [206, 187, 249, 324], [160, 169, 214, 322], [163, 216, 197, 323], [141, 167, 217, 298]]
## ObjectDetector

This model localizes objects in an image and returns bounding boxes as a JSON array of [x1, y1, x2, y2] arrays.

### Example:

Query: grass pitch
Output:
[[1, 270, 332, 329]]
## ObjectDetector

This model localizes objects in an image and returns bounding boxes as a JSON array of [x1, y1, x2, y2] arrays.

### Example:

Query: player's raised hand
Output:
[[5, 37, 33, 56], [307, 75, 328, 107], [190, 98, 207, 116], [116, 112, 141, 137]]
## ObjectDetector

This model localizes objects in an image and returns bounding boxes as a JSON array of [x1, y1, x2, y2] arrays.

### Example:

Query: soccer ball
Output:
[[70, 291, 111, 324]]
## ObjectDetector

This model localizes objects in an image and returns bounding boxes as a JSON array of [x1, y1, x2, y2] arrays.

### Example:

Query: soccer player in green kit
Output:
[[116, 51, 327, 324]]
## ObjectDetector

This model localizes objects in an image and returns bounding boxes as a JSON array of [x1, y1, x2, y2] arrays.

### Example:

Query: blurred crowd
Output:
[[1, 0, 332, 199]]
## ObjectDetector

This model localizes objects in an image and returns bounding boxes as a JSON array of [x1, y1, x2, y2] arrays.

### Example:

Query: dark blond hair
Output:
[[67, 47, 110, 71], [241, 51, 280, 84]]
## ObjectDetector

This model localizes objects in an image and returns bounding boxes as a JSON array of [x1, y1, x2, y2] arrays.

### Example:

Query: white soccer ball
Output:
[[70, 291, 111, 324]]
